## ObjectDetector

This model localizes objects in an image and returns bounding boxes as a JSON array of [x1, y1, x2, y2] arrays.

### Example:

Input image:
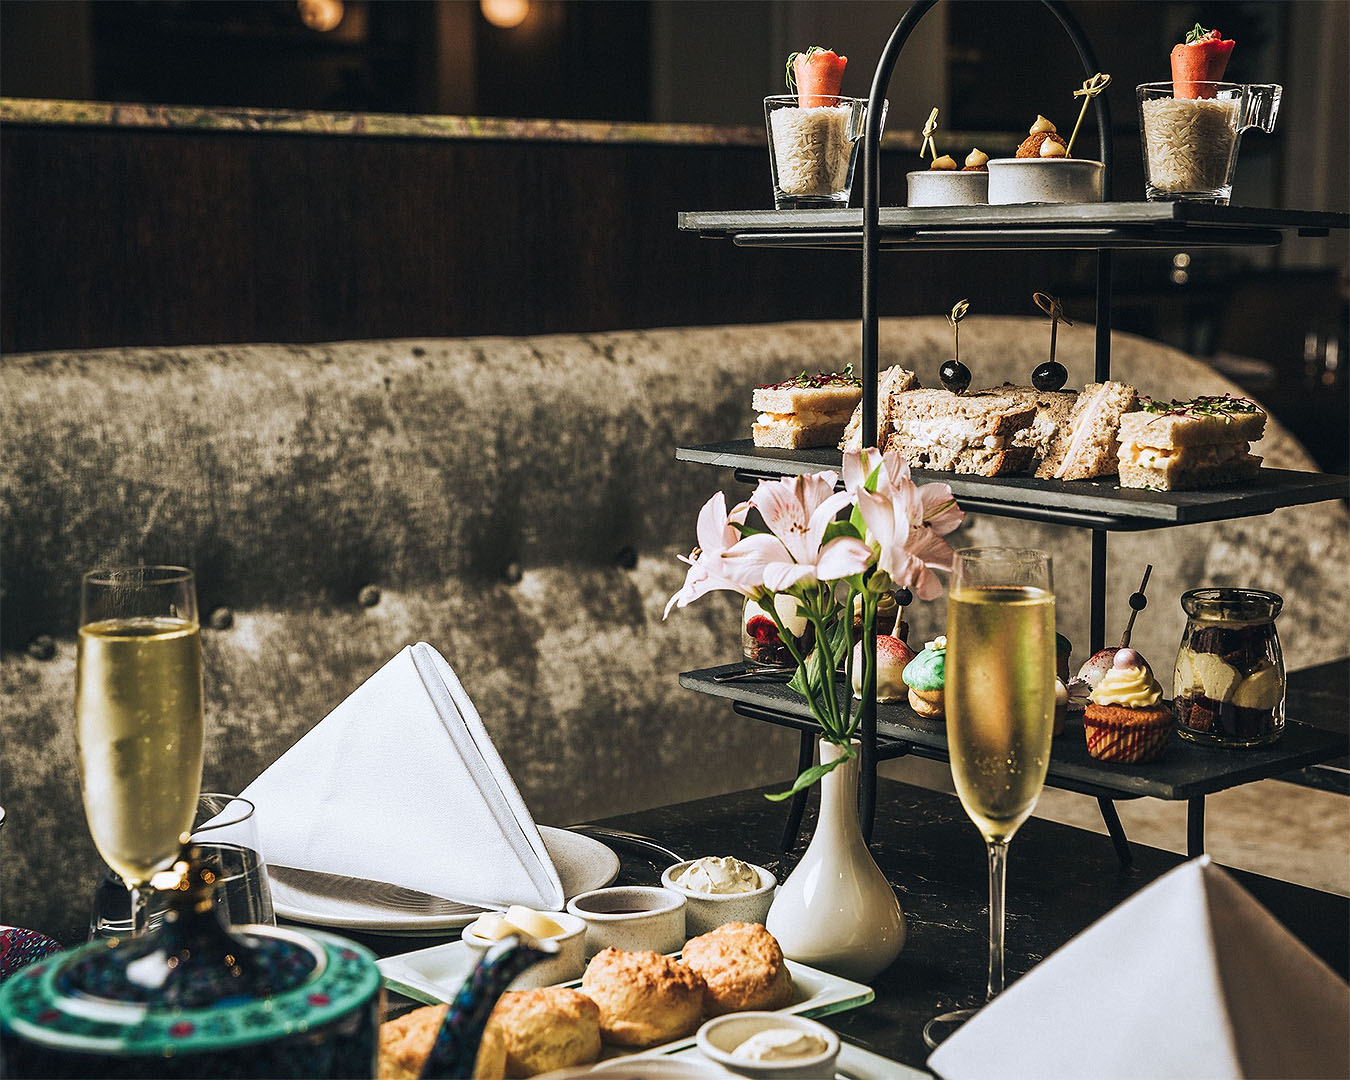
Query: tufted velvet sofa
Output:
[[3, 316, 1347, 940]]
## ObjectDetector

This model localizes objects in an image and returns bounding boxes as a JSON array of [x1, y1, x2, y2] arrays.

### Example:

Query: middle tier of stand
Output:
[[681, 664, 1346, 803], [677, 439, 1349, 531]]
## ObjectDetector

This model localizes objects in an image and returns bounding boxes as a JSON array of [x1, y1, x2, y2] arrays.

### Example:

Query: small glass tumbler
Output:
[[1136, 82, 1281, 204], [91, 793, 275, 938], [764, 95, 885, 209], [1174, 588, 1285, 748]]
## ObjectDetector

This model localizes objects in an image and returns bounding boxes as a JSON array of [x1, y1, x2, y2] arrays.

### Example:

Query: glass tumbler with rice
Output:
[[1136, 82, 1280, 204], [764, 96, 885, 209]]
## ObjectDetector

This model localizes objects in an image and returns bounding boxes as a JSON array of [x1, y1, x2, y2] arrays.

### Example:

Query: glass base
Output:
[[923, 1007, 979, 1049], [772, 192, 851, 210], [1144, 184, 1231, 205], [1177, 723, 1284, 749]]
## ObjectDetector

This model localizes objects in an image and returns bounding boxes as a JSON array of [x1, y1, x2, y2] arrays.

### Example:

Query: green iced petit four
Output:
[[903, 636, 947, 691]]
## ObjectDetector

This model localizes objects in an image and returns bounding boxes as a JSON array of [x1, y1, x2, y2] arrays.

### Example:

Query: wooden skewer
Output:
[[1119, 563, 1153, 648], [1066, 72, 1111, 156], [919, 107, 940, 160], [1033, 291, 1073, 366]]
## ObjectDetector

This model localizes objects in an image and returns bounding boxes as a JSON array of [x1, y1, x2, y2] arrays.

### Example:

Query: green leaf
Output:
[[823, 519, 861, 544], [764, 755, 847, 801]]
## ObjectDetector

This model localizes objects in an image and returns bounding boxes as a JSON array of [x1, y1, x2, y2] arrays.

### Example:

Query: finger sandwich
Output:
[[838, 365, 921, 452], [886, 388, 1038, 475], [753, 368, 863, 450], [1117, 395, 1265, 490], [1035, 380, 1139, 480]]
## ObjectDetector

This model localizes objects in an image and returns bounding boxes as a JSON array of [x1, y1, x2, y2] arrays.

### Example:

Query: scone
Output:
[[681, 922, 794, 1016], [580, 947, 705, 1047], [379, 1003, 507, 1080], [491, 986, 602, 1078]]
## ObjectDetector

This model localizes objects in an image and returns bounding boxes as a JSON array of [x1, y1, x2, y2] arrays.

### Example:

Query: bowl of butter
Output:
[[661, 856, 776, 937], [461, 906, 587, 989]]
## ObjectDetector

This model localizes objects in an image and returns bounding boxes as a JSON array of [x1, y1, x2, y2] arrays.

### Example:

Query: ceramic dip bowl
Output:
[[565, 886, 686, 958], [986, 157, 1104, 204], [697, 1013, 841, 1080], [461, 910, 587, 989], [906, 169, 989, 206], [661, 860, 776, 937]]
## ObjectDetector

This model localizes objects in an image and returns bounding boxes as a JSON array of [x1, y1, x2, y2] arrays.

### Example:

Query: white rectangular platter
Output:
[[377, 940, 875, 1057]]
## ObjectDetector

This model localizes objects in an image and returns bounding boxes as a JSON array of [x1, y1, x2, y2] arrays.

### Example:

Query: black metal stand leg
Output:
[[1187, 795, 1206, 857], [779, 729, 816, 852], [1097, 797, 1133, 865]]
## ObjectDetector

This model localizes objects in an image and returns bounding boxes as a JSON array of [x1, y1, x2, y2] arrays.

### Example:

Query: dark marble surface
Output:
[[619, 782, 1349, 1069], [370, 779, 1348, 1071]]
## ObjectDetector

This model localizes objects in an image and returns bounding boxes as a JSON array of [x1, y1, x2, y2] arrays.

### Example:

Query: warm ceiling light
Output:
[[298, 0, 344, 32], [481, 0, 529, 29]]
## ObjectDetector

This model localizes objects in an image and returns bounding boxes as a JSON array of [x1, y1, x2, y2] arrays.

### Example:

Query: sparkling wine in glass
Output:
[[76, 566, 204, 936], [925, 548, 1055, 1047]]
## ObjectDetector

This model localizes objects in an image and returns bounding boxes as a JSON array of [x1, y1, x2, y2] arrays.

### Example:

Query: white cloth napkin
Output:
[[928, 856, 1350, 1080], [239, 642, 564, 911]]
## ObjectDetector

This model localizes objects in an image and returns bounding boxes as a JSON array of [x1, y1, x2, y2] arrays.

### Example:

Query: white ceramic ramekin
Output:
[[565, 886, 686, 958], [660, 861, 776, 937], [460, 910, 587, 989], [697, 1012, 841, 1080], [986, 157, 1104, 204], [906, 169, 989, 206]]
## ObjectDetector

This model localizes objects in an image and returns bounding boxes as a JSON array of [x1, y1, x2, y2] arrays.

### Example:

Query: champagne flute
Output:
[[76, 566, 204, 936], [924, 548, 1056, 1047]]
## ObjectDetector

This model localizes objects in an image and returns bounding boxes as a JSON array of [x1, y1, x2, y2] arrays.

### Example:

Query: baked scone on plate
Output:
[[491, 986, 602, 1078], [580, 947, 706, 1047], [379, 1003, 507, 1080], [681, 921, 795, 1016]]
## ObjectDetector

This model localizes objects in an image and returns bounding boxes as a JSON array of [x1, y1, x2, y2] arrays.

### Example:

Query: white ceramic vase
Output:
[[766, 739, 905, 982]]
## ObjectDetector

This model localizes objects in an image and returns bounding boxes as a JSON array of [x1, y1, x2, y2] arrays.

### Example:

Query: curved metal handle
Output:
[[861, 0, 1115, 421]]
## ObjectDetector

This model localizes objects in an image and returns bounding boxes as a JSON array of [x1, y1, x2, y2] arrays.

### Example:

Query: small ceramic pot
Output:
[[906, 169, 989, 206], [565, 886, 686, 958], [986, 158, 1104, 204], [461, 911, 587, 989], [660, 862, 776, 937], [697, 1013, 841, 1080]]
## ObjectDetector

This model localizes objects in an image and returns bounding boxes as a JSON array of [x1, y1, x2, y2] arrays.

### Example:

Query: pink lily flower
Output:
[[845, 448, 964, 600], [664, 492, 752, 617], [724, 473, 872, 592]]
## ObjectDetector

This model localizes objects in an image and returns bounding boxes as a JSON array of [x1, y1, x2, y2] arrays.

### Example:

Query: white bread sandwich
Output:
[[1035, 380, 1139, 480], [1116, 395, 1266, 490], [885, 388, 1038, 475], [839, 365, 921, 452], [752, 367, 863, 450]]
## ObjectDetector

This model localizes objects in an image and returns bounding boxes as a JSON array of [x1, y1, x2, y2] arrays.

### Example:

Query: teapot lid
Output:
[[0, 851, 378, 1056]]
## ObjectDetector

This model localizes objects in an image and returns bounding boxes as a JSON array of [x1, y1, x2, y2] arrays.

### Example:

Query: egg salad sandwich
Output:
[[753, 366, 863, 450], [1116, 394, 1265, 490]]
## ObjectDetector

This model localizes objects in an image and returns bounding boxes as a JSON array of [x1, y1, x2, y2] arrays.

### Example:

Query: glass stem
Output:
[[129, 883, 148, 937], [986, 839, 1009, 1001]]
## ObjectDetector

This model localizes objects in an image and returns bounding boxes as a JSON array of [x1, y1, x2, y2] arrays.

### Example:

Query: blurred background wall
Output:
[[2, 0, 1347, 470]]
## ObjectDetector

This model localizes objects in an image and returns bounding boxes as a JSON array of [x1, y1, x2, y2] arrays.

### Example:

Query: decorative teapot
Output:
[[0, 848, 382, 1077]]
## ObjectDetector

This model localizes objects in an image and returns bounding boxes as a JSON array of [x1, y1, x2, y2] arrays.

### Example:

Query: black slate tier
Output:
[[676, 440, 1349, 531], [680, 664, 1347, 801], [677, 203, 1349, 251]]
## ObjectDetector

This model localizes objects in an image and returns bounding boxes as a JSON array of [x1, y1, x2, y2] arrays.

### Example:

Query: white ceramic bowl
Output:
[[565, 886, 686, 958], [986, 157, 1104, 204], [660, 861, 777, 937], [906, 169, 989, 206], [697, 1013, 841, 1080], [460, 910, 587, 989]]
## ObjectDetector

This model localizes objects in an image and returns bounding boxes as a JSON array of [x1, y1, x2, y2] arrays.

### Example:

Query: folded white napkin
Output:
[[929, 856, 1349, 1080], [240, 642, 564, 911]]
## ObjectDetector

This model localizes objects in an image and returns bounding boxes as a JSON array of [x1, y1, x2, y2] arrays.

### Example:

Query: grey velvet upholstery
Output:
[[3, 317, 1346, 940]]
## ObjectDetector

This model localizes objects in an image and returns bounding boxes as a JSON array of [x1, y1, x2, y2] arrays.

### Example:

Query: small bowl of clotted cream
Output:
[[661, 856, 776, 937]]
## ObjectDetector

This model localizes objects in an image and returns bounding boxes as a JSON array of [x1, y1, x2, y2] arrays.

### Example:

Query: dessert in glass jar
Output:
[[1173, 587, 1285, 747]]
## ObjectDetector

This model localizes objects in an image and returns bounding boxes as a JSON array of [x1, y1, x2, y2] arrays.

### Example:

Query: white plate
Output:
[[269, 826, 619, 932], [378, 946, 874, 1056], [668, 1041, 931, 1080]]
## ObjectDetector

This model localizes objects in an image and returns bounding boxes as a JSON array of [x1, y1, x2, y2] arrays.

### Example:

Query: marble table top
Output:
[[364, 778, 1348, 1072]]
